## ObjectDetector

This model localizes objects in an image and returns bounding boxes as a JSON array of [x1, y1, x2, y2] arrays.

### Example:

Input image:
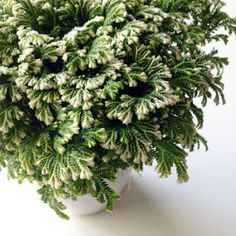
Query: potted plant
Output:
[[0, 0, 235, 219]]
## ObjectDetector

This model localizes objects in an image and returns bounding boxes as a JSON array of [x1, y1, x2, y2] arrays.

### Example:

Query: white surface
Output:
[[0, 2, 236, 236]]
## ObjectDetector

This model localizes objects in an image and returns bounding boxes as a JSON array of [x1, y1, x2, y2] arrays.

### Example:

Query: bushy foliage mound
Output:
[[0, 0, 235, 219]]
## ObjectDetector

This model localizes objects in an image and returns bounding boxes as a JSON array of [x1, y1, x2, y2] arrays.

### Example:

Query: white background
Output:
[[0, 1, 235, 235]]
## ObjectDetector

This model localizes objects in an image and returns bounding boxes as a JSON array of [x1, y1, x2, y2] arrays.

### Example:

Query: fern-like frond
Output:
[[153, 138, 189, 183], [93, 176, 120, 212], [163, 110, 196, 149]]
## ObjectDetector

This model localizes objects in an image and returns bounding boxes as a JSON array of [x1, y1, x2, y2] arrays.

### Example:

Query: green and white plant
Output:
[[0, 0, 235, 219]]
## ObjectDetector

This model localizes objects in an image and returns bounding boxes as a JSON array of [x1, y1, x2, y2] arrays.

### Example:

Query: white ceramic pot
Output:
[[62, 169, 131, 216]]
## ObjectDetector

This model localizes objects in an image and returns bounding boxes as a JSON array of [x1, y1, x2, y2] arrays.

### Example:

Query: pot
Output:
[[62, 169, 131, 216]]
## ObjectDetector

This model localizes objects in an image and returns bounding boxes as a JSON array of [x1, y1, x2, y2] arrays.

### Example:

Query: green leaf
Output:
[[93, 177, 120, 212], [154, 139, 189, 183], [102, 0, 127, 26], [190, 103, 204, 128], [35, 104, 54, 126], [100, 118, 161, 165], [81, 128, 107, 148], [59, 87, 93, 110], [0, 104, 25, 134], [164, 110, 196, 149], [38, 185, 69, 220], [101, 80, 124, 100], [191, 132, 208, 151]]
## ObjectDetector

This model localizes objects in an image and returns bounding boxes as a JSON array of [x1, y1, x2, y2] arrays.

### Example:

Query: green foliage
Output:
[[38, 186, 69, 220], [93, 177, 120, 212], [99, 118, 162, 167], [153, 139, 189, 183], [0, 0, 235, 219], [163, 110, 196, 149]]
